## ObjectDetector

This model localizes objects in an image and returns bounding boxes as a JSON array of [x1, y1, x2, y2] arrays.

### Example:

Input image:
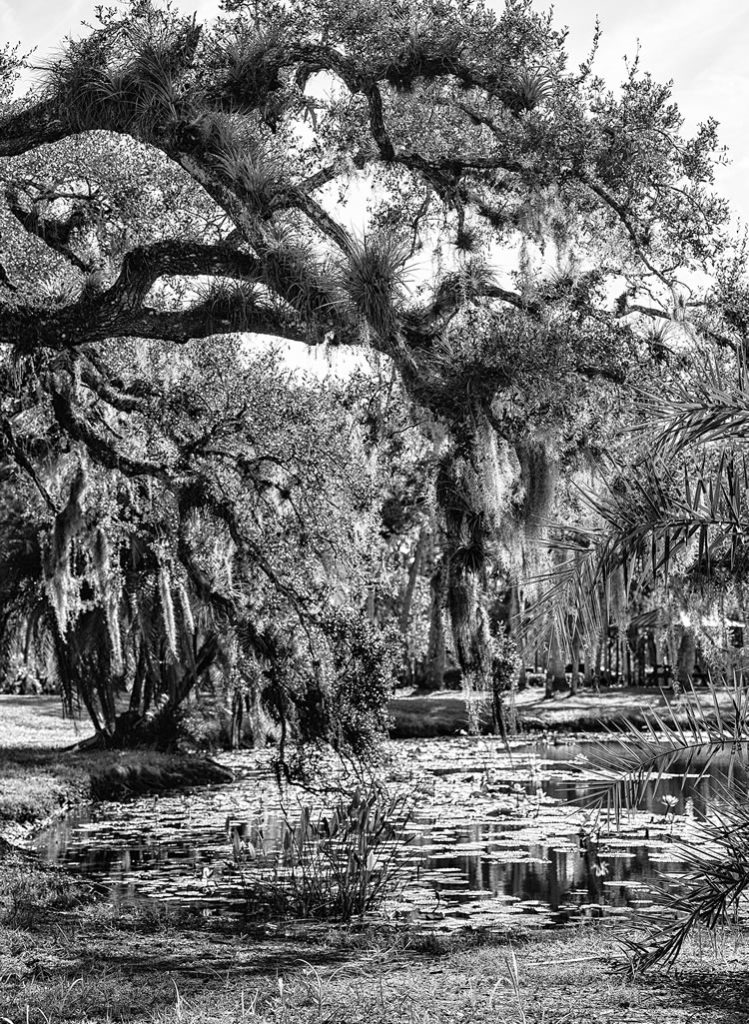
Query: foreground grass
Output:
[[1, 868, 747, 1024], [0, 857, 747, 1024]]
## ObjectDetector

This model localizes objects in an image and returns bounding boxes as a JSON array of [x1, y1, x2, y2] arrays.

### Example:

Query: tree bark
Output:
[[676, 630, 696, 687], [425, 562, 447, 690], [570, 632, 581, 695], [399, 528, 427, 637], [545, 630, 567, 698]]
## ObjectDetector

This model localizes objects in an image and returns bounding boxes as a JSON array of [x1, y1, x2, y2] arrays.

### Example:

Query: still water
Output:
[[30, 737, 743, 931]]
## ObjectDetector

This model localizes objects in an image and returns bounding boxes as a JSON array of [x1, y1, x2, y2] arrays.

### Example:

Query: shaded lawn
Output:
[[1, 914, 748, 1024]]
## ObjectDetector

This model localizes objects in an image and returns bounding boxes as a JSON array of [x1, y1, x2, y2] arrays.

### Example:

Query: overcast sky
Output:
[[3, 0, 747, 223]]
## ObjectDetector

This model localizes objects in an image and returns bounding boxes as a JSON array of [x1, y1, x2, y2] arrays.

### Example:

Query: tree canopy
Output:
[[0, 0, 737, 742]]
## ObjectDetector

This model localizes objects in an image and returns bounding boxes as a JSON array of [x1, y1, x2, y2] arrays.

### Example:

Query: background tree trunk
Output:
[[425, 562, 447, 690], [676, 630, 696, 687], [545, 630, 567, 698]]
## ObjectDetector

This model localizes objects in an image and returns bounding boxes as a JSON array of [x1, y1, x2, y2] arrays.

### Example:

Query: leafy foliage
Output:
[[236, 783, 411, 920], [0, 0, 732, 704]]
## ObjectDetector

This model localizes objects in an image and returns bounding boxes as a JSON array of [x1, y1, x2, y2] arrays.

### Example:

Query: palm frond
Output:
[[580, 678, 749, 818], [638, 349, 749, 455], [623, 793, 749, 970]]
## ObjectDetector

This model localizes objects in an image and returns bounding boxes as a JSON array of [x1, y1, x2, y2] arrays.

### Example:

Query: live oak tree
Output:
[[0, 0, 730, 726]]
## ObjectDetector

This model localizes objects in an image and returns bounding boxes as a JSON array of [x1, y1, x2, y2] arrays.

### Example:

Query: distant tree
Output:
[[0, 0, 730, 723]]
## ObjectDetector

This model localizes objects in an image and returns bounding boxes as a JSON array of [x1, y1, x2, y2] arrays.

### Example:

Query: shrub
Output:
[[294, 609, 400, 759]]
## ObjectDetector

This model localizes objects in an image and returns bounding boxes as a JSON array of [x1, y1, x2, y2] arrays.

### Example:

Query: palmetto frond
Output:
[[572, 679, 749, 970], [525, 532, 609, 654], [533, 445, 749, 656], [622, 793, 749, 971], [579, 679, 749, 815], [590, 451, 749, 580], [640, 350, 749, 456]]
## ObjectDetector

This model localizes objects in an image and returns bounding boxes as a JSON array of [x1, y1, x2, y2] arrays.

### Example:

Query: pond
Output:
[[30, 737, 743, 932]]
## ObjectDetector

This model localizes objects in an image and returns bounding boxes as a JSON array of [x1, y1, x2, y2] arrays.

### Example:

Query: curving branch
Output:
[[5, 194, 93, 273], [0, 98, 69, 158], [79, 361, 154, 413], [0, 240, 321, 349], [49, 377, 169, 479]]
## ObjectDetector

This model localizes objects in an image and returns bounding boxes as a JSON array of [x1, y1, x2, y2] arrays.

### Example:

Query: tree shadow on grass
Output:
[[77, 933, 358, 979], [663, 966, 749, 1019], [0, 929, 369, 1021]]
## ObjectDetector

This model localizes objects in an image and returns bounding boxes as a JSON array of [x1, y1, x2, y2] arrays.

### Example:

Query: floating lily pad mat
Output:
[[29, 737, 742, 930]]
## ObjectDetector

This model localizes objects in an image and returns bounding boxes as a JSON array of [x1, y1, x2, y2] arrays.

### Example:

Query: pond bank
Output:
[[388, 686, 728, 738], [0, 696, 233, 843], [0, 748, 234, 843]]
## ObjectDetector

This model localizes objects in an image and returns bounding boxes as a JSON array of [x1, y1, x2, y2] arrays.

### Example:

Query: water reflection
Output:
[[29, 738, 743, 929]]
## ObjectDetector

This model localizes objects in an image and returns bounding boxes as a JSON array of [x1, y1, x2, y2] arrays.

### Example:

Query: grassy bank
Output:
[[0, 747, 233, 836], [388, 686, 733, 738], [0, 873, 745, 1024], [0, 696, 232, 841]]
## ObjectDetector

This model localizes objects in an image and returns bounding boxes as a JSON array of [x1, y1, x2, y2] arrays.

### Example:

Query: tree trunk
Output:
[[676, 630, 696, 687], [647, 634, 657, 686], [425, 562, 447, 690], [570, 632, 581, 695], [510, 583, 526, 688], [545, 630, 567, 698], [399, 528, 427, 637], [435, 441, 496, 698]]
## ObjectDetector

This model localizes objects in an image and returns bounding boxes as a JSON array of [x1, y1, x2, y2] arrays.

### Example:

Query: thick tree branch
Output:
[[0, 240, 316, 348], [0, 99, 69, 157], [0, 417, 59, 512], [5, 194, 93, 272], [49, 378, 169, 479]]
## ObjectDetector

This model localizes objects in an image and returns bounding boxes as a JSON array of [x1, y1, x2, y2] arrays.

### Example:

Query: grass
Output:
[[0, 695, 232, 839], [0, 747, 233, 836], [0, 888, 746, 1024]]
